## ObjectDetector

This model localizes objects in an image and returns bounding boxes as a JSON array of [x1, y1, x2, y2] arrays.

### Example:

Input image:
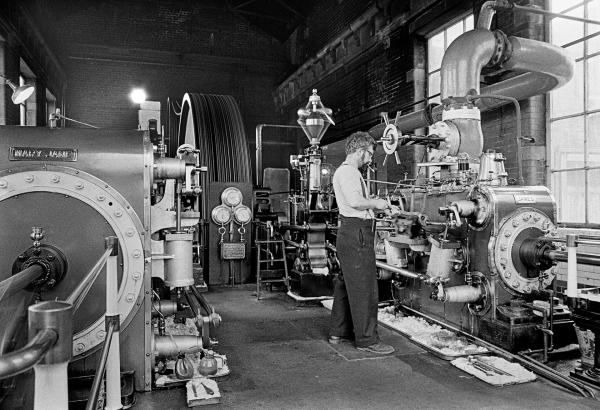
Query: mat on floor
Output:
[[451, 356, 536, 386]]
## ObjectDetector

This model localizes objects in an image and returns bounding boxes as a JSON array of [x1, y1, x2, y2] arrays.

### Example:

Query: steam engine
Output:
[[372, 25, 576, 352]]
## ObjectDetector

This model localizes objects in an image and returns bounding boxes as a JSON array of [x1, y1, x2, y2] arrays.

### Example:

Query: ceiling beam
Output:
[[273, 0, 305, 19]]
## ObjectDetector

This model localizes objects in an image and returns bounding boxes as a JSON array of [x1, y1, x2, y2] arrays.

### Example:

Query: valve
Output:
[[380, 111, 401, 167]]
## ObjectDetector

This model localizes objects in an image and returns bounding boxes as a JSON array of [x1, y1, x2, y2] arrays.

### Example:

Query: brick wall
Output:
[[278, 0, 549, 185], [22, 0, 291, 172]]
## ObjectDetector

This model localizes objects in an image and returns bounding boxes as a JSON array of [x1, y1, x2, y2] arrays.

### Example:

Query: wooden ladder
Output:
[[255, 239, 289, 300]]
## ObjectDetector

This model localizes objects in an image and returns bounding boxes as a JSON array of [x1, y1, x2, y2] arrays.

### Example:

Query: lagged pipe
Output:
[[371, 29, 573, 138]]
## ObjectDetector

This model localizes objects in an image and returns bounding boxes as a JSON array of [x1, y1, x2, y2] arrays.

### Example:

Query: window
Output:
[[19, 59, 36, 126], [548, 0, 600, 225], [427, 14, 474, 104], [46, 89, 56, 126]]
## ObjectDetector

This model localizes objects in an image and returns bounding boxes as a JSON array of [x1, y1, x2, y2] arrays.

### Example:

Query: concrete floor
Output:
[[136, 286, 599, 409]]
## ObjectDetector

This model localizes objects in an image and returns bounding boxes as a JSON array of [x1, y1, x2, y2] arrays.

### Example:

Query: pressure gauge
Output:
[[211, 205, 232, 225], [221, 187, 243, 207], [233, 205, 252, 225]]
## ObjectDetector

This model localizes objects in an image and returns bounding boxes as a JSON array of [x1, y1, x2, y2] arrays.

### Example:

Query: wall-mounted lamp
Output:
[[0, 74, 35, 104], [129, 88, 147, 104]]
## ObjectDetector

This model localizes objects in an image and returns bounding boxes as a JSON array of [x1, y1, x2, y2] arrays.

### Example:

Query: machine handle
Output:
[[0, 328, 58, 380]]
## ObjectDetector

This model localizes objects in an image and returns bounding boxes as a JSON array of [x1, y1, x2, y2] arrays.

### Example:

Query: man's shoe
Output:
[[328, 335, 353, 344], [356, 342, 395, 355]]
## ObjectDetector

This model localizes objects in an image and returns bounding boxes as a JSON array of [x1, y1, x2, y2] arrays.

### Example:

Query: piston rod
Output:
[[544, 250, 600, 266], [1, 264, 44, 299], [375, 261, 428, 281]]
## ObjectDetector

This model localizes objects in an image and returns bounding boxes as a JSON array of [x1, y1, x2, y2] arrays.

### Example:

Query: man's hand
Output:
[[372, 198, 389, 210], [384, 204, 401, 217]]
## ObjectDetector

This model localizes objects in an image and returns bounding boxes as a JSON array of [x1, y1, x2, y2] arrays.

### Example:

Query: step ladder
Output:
[[255, 239, 289, 300]]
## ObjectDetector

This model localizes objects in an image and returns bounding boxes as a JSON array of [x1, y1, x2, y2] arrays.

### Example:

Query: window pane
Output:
[[588, 169, 600, 223], [551, 6, 584, 59], [550, 60, 584, 117], [550, 116, 585, 170], [550, 0, 584, 13], [428, 31, 444, 72], [588, 55, 600, 110], [553, 170, 586, 223], [446, 20, 464, 48], [428, 71, 440, 97], [588, 113, 600, 165], [465, 15, 474, 31], [589, 1, 600, 55]]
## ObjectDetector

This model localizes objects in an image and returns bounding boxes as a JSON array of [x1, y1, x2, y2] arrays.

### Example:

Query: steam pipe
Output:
[[255, 124, 302, 187], [442, 285, 485, 303], [371, 30, 573, 137], [441, 29, 497, 98], [153, 334, 203, 357], [476, 1, 510, 29], [152, 299, 178, 317], [375, 260, 427, 281], [0, 329, 57, 379]]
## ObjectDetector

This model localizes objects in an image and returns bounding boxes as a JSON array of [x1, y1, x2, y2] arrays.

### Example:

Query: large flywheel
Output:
[[175, 93, 252, 182]]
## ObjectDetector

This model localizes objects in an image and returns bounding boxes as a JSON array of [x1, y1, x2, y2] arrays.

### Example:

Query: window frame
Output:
[[426, 13, 474, 105], [547, 0, 600, 227]]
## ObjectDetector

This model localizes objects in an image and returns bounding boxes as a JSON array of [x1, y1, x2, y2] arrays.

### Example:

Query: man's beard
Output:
[[360, 160, 372, 173]]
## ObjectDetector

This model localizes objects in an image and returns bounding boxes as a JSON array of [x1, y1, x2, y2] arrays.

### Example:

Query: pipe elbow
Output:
[[441, 29, 497, 99], [505, 36, 575, 89]]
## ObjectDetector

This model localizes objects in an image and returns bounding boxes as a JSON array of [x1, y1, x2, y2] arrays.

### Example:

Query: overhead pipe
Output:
[[370, 18, 573, 140], [476, 1, 510, 30]]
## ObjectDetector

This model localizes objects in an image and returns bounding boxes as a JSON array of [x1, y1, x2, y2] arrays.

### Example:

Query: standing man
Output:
[[329, 131, 395, 354]]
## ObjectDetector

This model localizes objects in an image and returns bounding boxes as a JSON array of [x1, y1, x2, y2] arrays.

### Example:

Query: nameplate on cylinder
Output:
[[9, 147, 78, 162], [513, 194, 536, 204]]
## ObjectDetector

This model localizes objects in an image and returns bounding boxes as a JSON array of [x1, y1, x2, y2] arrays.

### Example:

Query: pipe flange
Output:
[[466, 185, 494, 231], [486, 30, 512, 68], [489, 208, 556, 296], [467, 271, 491, 316], [423, 103, 440, 126], [428, 121, 460, 158], [12, 244, 68, 291], [0, 167, 145, 356]]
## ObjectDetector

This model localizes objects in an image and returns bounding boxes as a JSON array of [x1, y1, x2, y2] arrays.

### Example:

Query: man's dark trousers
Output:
[[330, 215, 379, 347]]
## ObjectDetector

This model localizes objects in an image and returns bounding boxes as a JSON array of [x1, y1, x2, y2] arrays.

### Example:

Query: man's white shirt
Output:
[[332, 162, 375, 219]]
